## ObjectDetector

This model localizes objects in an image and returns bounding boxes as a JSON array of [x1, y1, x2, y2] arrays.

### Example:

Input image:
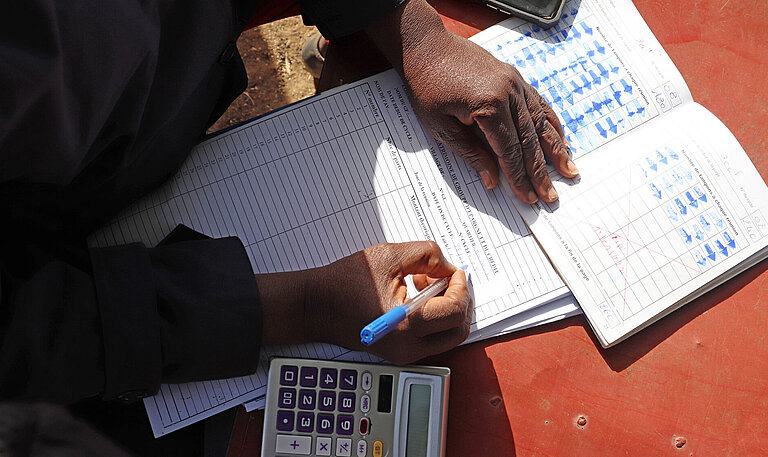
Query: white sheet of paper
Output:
[[518, 103, 768, 347], [89, 0, 706, 435], [90, 69, 571, 436]]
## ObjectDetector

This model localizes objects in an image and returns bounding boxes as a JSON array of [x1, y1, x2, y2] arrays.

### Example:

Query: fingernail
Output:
[[567, 159, 579, 175], [480, 170, 493, 189], [527, 190, 538, 203], [547, 186, 558, 201]]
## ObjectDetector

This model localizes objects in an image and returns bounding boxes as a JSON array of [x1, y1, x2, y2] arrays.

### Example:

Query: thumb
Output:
[[392, 241, 456, 279], [430, 117, 500, 190]]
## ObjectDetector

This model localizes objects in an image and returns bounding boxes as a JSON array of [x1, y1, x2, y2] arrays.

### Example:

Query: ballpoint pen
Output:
[[360, 266, 468, 346]]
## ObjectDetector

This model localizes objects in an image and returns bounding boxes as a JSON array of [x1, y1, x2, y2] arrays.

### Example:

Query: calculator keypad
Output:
[[318, 391, 335, 411], [299, 390, 317, 410], [320, 368, 337, 389], [339, 370, 357, 390], [300, 367, 318, 387], [273, 363, 370, 455], [280, 365, 298, 386]]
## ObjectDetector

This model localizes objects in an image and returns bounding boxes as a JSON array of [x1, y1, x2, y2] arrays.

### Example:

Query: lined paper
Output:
[[471, 0, 692, 159], [519, 103, 768, 347], [90, 70, 571, 436]]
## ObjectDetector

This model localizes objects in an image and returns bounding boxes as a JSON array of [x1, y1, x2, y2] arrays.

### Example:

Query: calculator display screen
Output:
[[405, 384, 431, 457]]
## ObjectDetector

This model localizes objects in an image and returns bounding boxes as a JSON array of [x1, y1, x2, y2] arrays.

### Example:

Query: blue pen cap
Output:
[[360, 306, 407, 346]]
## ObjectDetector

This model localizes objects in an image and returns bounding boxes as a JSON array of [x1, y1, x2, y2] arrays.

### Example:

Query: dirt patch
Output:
[[209, 16, 318, 132]]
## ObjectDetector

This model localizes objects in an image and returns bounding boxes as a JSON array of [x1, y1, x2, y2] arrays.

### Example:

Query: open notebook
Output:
[[89, 0, 767, 437], [470, 1, 768, 347]]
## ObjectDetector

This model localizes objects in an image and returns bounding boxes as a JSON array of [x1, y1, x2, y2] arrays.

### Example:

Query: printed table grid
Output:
[[544, 144, 744, 321], [478, 0, 654, 158], [116, 84, 380, 223]]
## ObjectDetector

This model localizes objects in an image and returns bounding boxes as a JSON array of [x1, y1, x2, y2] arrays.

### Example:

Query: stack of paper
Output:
[[89, 0, 768, 436]]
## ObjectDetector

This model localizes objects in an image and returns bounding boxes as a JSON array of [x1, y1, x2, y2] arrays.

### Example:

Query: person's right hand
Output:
[[258, 241, 472, 365], [313, 241, 472, 365]]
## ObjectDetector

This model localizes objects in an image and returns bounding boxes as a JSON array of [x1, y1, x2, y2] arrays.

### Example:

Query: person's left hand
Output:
[[365, 0, 579, 204], [402, 31, 579, 204]]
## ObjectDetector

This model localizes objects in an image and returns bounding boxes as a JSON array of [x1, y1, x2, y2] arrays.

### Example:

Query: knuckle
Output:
[[530, 159, 549, 181], [463, 151, 488, 170], [423, 240, 441, 255], [507, 168, 529, 188], [519, 131, 539, 152], [530, 108, 547, 131], [471, 95, 506, 119]]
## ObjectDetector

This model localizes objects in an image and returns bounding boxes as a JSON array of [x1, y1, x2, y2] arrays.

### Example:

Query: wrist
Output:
[[256, 269, 317, 345], [365, 0, 449, 75]]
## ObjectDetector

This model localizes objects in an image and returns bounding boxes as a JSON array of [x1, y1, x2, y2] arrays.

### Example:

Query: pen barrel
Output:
[[360, 306, 407, 346], [403, 276, 451, 316]]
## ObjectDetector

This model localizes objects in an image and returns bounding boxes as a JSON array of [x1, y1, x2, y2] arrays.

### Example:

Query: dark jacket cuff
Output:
[[90, 234, 262, 401]]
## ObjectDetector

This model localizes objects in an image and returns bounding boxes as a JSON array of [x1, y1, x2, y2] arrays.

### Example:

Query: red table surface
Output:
[[231, 1, 768, 456]]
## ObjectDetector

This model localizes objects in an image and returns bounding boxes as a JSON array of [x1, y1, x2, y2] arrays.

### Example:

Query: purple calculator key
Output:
[[298, 389, 316, 410], [278, 388, 296, 409], [317, 413, 334, 434], [339, 369, 357, 390], [338, 392, 355, 412], [276, 410, 294, 431], [320, 368, 337, 388], [300, 366, 318, 387], [318, 390, 336, 411], [280, 365, 298, 386], [296, 412, 314, 433], [337, 415, 354, 435]]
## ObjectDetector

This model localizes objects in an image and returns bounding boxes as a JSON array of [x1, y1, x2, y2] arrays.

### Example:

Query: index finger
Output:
[[388, 241, 457, 278]]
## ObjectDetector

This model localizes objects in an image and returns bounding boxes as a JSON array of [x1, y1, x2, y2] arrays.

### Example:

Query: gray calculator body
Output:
[[261, 358, 450, 457]]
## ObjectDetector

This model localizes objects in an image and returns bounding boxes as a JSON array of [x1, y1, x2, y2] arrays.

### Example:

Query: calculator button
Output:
[[339, 370, 357, 390], [276, 410, 294, 432], [298, 390, 316, 410], [372, 441, 383, 457], [318, 390, 336, 411], [335, 438, 352, 457], [279, 388, 296, 409], [356, 440, 367, 457], [360, 394, 370, 413], [297, 412, 314, 433], [317, 413, 335, 434], [276, 434, 311, 455], [300, 366, 318, 387], [280, 365, 298, 386], [320, 368, 338, 389], [337, 415, 354, 435], [359, 417, 369, 435], [338, 392, 355, 413], [361, 371, 372, 391], [316, 437, 332, 456]]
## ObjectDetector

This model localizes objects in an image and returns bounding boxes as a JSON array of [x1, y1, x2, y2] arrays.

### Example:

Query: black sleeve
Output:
[[298, 0, 408, 39], [0, 229, 262, 404], [1, 0, 263, 404]]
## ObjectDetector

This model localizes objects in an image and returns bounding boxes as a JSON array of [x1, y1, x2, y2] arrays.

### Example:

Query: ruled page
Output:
[[518, 103, 768, 347], [90, 69, 570, 436], [471, 0, 692, 159]]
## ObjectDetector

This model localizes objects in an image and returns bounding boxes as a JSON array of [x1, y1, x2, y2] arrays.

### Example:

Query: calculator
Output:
[[261, 358, 451, 457]]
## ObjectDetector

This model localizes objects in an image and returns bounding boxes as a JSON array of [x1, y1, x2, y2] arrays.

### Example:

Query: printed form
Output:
[[90, 70, 573, 436], [519, 104, 768, 347], [471, 0, 692, 160], [88, 0, 703, 434]]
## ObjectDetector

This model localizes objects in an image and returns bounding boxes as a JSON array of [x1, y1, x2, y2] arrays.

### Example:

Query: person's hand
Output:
[[311, 241, 472, 364], [257, 241, 471, 364], [365, 0, 579, 204]]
